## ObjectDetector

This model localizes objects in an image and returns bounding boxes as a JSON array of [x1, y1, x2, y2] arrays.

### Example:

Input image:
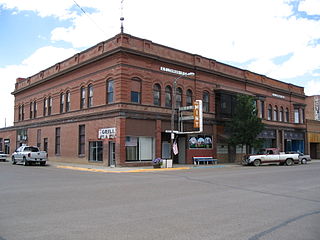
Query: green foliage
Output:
[[226, 94, 264, 152]]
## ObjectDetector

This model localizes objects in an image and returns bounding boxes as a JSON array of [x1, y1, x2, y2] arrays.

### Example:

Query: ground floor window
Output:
[[89, 141, 103, 162], [188, 135, 212, 149], [125, 136, 154, 161]]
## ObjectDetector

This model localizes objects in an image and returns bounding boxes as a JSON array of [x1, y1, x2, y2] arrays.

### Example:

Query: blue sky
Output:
[[0, 0, 320, 128]]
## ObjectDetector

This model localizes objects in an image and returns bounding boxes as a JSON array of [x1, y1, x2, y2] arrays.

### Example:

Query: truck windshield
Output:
[[257, 149, 267, 154]]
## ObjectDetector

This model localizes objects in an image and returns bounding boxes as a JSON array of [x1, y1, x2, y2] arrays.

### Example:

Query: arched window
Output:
[[285, 108, 289, 122], [165, 86, 172, 108], [66, 91, 70, 112], [274, 105, 278, 121], [279, 107, 284, 122], [153, 84, 161, 106], [268, 104, 272, 120], [80, 86, 86, 109], [107, 79, 114, 104], [176, 87, 182, 108], [131, 78, 141, 104], [186, 89, 193, 106], [203, 91, 209, 112], [48, 97, 52, 116], [60, 93, 65, 113], [87, 84, 93, 107], [33, 101, 37, 118], [43, 97, 47, 116], [30, 102, 33, 119]]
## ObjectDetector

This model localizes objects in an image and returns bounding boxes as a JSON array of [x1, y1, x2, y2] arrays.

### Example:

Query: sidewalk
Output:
[[49, 161, 240, 173]]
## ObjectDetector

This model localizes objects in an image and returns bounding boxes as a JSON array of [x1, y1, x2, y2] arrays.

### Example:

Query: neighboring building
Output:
[[306, 95, 320, 159], [0, 33, 307, 166]]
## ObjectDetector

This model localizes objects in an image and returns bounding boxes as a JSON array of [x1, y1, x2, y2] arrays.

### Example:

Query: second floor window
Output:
[[18, 105, 24, 121], [274, 106, 278, 121], [259, 101, 265, 119], [203, 91, 209, 112], [66, 91, 71, 112], [107, 80, 114, 104], [43, 98, 47, 116], [186, 89, 193, 106], [34, 101, 37, 118], [153, 84, 161, 106], [165, 86, 172, 108], [294, 108, 300, 123], [80, 87, 86, 109], [176, 87, 182, 108], [88, 84, 93, 108], [131, 78, 141, 104], [285, 108, 289, 122], [60, 93, 65, 113], [279, 107, 284, 122], [268, 105, 272, 121], [48, 97, 52, 116], [30, 102, 33, 119]]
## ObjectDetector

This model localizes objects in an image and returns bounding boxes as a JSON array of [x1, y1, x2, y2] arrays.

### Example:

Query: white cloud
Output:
[[1, 0, 320, 127], [0, 46, 77, 128], [305, 80, 320, 96], [299, 0, 320, 15], [0, 0, 75, 19]]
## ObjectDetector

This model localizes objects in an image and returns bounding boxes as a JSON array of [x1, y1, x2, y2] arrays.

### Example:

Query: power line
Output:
[[72, 0, 108, 36]]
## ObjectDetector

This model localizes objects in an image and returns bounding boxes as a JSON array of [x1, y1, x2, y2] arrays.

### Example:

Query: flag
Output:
[[173, 140, 179, 155]]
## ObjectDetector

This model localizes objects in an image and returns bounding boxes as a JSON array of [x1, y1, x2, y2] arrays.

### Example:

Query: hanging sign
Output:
[[193, 100, 202, 129]]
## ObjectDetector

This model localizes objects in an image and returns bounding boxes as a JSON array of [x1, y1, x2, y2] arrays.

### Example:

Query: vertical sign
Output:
[[193, 100, 202, 130], [193, 101, 200, 128]]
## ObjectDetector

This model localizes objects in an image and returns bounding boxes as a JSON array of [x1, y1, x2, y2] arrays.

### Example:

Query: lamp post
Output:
[[170, 72, 195, 162]]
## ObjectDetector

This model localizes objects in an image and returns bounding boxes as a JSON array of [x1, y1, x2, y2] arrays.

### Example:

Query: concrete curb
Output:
[[55, 165, 192, 173]]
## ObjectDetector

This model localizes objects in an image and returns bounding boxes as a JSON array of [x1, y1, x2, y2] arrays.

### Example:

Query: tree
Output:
[[226, 94, 264, 154]]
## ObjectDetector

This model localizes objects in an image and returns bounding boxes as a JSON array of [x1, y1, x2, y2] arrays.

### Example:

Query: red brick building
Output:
[[0, 33, 308, 166], [306, 95, 320, 159]]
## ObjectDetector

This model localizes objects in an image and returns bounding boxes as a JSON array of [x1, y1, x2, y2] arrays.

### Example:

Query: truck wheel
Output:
[[285, 159, 293, 166], [40, 161, 46, 166], [253, 159, 261, 167], [12, 157, 16, 165], [23, 157, 29, 166], [301, 158, 307, 164]]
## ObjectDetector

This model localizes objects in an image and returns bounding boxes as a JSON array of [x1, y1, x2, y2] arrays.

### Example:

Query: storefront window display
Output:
[[188, 135, 212, 149]]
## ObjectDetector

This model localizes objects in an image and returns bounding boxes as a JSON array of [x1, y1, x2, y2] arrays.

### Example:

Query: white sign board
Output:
[[98, 127, 116, 139]]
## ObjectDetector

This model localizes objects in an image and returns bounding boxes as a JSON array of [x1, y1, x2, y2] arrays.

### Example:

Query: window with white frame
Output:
[[294, 108, 300, 123], [125, 136, 154, 161]]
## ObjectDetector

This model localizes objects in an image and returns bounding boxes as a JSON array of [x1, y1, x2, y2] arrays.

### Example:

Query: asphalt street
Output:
[[1, 161, 320, 240]]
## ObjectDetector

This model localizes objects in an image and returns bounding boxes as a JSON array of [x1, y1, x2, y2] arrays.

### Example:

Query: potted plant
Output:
[[152, 158, 163, 168]]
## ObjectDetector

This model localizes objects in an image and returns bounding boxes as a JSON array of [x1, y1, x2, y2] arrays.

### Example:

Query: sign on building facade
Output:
[[98, 128, 116, 139]]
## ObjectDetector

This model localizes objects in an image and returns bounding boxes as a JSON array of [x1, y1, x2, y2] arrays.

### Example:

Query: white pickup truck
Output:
[[12, 146, 48, 166], [243, 148, 299, 166]]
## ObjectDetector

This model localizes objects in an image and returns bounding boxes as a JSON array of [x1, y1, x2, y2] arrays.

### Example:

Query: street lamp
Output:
[[170, 72, 195, 162]]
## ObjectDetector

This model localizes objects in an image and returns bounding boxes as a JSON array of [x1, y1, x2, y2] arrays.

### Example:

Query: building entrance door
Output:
[[109, 141, 116, 167], [178, 136, 186, 164]]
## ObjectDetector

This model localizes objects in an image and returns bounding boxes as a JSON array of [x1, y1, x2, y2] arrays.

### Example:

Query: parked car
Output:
[[286, 151, 312, 164], [243, 148, 299, 166], [0, 151, 8, 161], [12, 146, 48, 166]]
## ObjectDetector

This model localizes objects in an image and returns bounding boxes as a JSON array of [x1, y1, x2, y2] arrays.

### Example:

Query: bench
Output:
[[193, 156, 218, 165]]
